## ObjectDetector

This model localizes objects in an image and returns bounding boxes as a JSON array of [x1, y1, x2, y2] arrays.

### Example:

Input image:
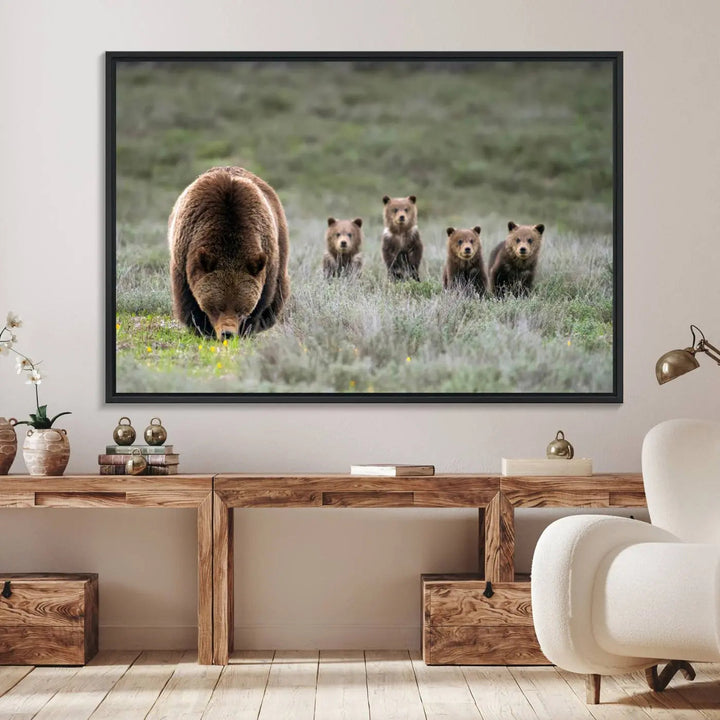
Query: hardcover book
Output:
[[98, 465, 179, 475], [501, 458, 592, 476], [105, 445, 174, 455], [350, 464, 435, 477], [98, 453, 179, 466]]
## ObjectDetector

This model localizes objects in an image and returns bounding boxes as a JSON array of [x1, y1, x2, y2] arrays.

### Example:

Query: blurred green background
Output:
[[114, 59, 616, 395]]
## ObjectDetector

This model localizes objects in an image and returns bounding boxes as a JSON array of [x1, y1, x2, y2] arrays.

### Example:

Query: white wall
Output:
[[1, 0, 719, 650]]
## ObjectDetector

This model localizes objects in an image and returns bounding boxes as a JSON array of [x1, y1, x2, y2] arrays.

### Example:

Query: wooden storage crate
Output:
[[0, 573, 98, 665], [422, 573, 549, 665]]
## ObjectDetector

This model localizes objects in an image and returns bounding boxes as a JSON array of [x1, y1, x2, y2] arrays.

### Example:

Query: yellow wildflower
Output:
[[146, 346, 152, 353]]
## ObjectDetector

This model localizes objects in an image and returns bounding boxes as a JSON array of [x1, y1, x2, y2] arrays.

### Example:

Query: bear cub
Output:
[[323, 217, 363, 278], [381, 195, 423, 281], [488, 221, 544, 297], [442, 226, 488, 296]]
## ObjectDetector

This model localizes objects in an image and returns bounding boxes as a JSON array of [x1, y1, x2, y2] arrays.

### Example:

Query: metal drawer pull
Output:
[[1, 581, 11, 599], [483, 581, 494, 598]]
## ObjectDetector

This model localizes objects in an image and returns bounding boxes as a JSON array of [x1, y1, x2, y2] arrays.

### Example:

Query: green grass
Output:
[[114, 60, 615, 395]]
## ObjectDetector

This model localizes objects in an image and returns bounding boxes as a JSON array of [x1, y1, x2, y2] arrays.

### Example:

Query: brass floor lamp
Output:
[[656, 325, 720, 384]]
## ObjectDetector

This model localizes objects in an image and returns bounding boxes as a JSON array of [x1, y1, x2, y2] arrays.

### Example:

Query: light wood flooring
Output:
[[0, 650, 717, 719]]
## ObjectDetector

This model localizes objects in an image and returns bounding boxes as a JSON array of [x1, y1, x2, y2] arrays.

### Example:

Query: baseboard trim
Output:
[[100, 626, 198, 650], [99, 624, 421, 650], [234, 624, 421, 650]]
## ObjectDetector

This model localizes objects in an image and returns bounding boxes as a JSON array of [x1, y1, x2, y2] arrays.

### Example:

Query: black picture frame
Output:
[[106, 51, 623, 404]]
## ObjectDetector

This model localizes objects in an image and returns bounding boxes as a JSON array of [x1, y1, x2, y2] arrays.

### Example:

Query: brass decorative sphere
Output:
[[144, 418, 167, 446], [125, 449, 147, 475], [547, 430, 574, 459], [113, 417, 136, 446]]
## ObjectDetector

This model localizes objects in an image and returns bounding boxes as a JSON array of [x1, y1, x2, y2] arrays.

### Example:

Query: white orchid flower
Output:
[[6, 312, 22, 329], [0, 343, 8, 357], [26, 369, 42, 385], [15, 356, 33, 374]]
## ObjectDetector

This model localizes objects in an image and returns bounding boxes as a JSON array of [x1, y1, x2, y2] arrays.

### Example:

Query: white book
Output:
[[350, 464, 435, 477], [501, 458, 592, 476]]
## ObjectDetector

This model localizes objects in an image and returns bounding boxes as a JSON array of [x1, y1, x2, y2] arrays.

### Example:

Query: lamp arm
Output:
[[698, 339, 720, 365]]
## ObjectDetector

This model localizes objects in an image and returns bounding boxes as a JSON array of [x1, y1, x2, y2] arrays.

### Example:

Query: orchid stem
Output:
[[1, 323, 42, 411]]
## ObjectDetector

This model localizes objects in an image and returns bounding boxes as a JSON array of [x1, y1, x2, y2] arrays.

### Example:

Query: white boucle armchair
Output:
[[531, 418, 720, 704]]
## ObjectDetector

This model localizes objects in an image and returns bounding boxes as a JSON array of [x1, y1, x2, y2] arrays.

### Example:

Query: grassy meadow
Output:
[[114, 60, 616, 395]]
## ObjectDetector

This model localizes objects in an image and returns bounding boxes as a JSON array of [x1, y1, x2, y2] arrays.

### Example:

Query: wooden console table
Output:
[[0, 475, 214, 665], [212, 473, 645, 665], [0, 473, 647, 666]]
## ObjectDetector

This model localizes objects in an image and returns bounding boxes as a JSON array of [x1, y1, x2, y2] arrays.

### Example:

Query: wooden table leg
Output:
[[477, 507, 485, 576], [484, 492, 515, 582], [213, 492, 234, 665], [197, 493, 213, 665]]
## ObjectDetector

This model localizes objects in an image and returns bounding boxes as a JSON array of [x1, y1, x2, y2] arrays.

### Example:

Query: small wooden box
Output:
[[0, 573, 98, 665], [422, 573, 549, 665]]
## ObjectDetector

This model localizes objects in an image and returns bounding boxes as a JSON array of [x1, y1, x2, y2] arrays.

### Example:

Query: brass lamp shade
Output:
[[655, 348, 699, 385]]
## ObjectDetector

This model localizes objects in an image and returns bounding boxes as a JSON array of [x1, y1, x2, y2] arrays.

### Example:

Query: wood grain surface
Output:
[[427, 581, 534, 627], [0, 626, 87, 665], [0, 574, 98, 665], [0, 580, 86, 626], [425, 626, 547, 665], [213, 493, 234, 665], [484, 492, 515, 582], [197, 493, 213, 665]]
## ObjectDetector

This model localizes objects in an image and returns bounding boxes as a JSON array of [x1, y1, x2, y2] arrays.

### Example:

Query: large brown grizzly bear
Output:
[[442, 226, 488, 296], [323, 217, 363, 278], [488, 221, 544, 297], [168, 166, 290, 339], [381, 195, 422, 281]]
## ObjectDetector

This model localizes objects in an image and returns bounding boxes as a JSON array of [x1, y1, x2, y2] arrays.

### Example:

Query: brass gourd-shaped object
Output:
[[546, 430, 574, 459], [113, 417, 136, 446], [125, 448, 147, 475], [144, 418, 167, 446]]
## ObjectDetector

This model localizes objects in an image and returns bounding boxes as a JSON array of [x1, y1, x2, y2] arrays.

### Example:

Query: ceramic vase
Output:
[[0, 418, 17, 475], [22, 428, 70, 476]]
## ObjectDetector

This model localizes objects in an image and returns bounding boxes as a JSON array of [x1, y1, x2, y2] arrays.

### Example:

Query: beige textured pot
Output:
[[0, 418, 17, 475], [22, 428, 70, 476]]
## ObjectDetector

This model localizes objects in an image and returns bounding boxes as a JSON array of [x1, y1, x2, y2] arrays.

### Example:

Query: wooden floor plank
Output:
[[257, 651, 319, 720], [365, 650, 425, 720], [410, 650, 482, 719], [463, 665, 537, 720], [0, 650, 713, 720], [0, 667, 33, 698], [0, 665, 81, 717], [202, 651, 274, 720], [602, 670, 703, 720], [675, 664, 720, 720], [33, 650, 140, 720], [510, 666, 596, 720], [314, 650, 369, 720], [146, 649, 222, 720], [555, 668, 654, 719], [89, 650, 183, 720]]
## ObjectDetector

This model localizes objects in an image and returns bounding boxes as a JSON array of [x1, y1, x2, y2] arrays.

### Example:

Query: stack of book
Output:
[[98, 445, 180, 475]]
